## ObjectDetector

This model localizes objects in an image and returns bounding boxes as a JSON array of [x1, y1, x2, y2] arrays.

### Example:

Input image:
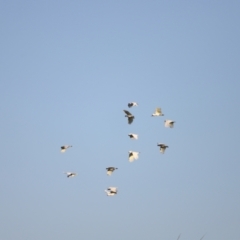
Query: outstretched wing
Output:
[[133, 152, 139, 159], [124, 110, 131, 116]]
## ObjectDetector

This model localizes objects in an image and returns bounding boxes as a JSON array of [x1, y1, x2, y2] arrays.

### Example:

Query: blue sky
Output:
[[0, 1, 240, 239]]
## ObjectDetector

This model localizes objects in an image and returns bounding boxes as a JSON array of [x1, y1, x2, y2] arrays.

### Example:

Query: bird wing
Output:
[[129, 156, 135, 162], [156, 108, 162, 114], [124, 110, 131, 116], [164, 121, 170, 127], [109, 187, 117, 193], [106, 167, 114, 170], [128, 116, 134, 124], [130, 134, 137, 139], [132, 152, 139, 159], [160, 147, 165, 153], [128, 103, 133, 108]]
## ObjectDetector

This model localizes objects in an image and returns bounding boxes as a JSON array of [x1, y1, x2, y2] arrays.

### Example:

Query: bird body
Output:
[[105, 187, 118, 196], [128, 151, 139, 162], [64, 172, 77, 178], [128, 133, 138, 140], [164, 120, 175, 128], [152, 107, 164, 116], [157, 143, 169, 154], [106, 167, 118, 176], [60, 145, 72, 153], [123, 110, 135, 124], [128, 102, 138, 108]]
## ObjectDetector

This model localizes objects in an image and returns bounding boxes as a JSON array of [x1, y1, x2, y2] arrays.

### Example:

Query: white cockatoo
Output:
[[128, 133, 138, 140], [105, 187, 118, 196], [152, 107, 164, 116], [60, 145, 72, 153], [64, 172, 77, 178], [164, 120, 175, 128], [106, 167, 118, 176], [128, 102, 138, 108], [128, 151, 139, 162]]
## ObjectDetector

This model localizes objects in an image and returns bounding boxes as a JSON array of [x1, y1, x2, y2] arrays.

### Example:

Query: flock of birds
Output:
[[60, 102, 175, 197], [60, 102, 206, 240]]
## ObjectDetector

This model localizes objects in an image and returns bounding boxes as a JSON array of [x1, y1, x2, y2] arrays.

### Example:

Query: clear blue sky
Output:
[[1, 1, 240, 239]]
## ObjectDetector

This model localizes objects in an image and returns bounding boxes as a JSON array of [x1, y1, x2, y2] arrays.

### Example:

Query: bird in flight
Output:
[[128, 151, 139, 162], [164, 120, 175, 128], [60, 145, 72, 153], [106, 167, 118, 176], [128, 133, 138, 140], [152, 107, 164, 116], [105, 187, 118, 196], [157, 143, 169, 154], [64, 172, 77, 178], [128, 102, 138, 108], [123, 110, 135, 124]]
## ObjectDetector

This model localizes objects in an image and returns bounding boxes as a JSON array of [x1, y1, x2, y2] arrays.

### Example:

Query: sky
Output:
[[0, 0, 240, 239]]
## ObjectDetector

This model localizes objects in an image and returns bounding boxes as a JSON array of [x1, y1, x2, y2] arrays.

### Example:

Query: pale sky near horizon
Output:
[[1, 1, 240, 240]]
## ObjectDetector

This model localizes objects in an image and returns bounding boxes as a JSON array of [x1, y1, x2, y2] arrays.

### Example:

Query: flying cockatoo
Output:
[[106, 167, 118, 176], [64, 172, 77, 178], [128, 102, 138, 108], [164, 120, 175, 128], [128, 151, 139, 162], [105, 187, 118, 196], [60, 145, 72, 153], [157, 143, 169, 154], [128, 133, 138, 140], [152, 107, 164, 116]]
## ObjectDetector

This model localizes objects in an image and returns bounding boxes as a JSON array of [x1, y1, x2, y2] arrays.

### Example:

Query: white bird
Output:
[[128, 133, 138, 140], [157, 143, 169, 154], [164, 120, 175, 128], [128, 151, 139, 162], [64, 172, 77, 178], [60, 145, 72, 153], [105, 187, 118, 196], [152, 107, 164, 116], [128, 102, 138, 108], [123, 110, 135, 124], [106, 167, 118, 176]]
